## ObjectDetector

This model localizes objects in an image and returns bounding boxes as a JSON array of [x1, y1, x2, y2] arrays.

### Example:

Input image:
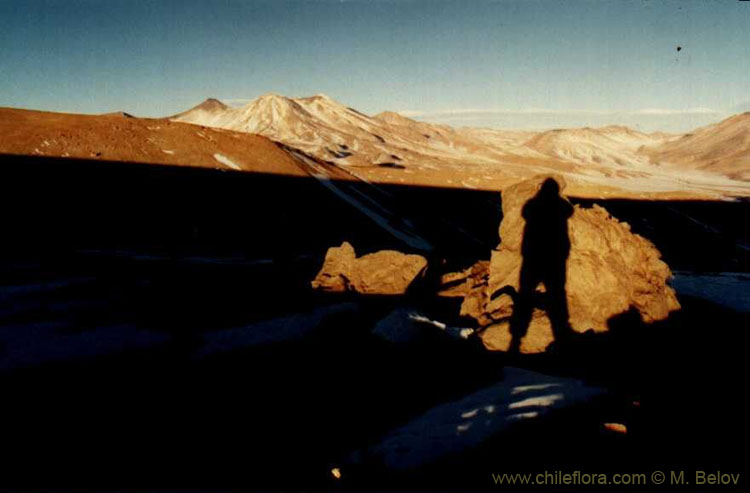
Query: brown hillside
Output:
[[0, 107, 306, 176]]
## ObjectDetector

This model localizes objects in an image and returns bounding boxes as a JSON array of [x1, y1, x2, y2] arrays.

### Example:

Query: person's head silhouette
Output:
[[540, 177, 560, 197]]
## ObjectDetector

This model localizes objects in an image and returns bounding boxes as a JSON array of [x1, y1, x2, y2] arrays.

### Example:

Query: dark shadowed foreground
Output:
[[1, 155, 749, 490]]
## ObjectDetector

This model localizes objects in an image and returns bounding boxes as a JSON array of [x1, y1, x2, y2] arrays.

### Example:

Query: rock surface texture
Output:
[[311, 242, 428, 295], [456, 175, 680, 353]]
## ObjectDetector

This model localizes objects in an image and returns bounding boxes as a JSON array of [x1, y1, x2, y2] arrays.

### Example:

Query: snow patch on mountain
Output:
[[213, 153, 241, 170]]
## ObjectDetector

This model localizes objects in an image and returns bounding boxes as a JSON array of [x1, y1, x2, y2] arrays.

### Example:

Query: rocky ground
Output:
[[1, 154, 749, 489]]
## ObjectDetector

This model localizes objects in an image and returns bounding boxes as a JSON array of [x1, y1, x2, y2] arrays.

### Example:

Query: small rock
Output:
[[602, 422, 628, 434], [311, 242, 428, 295]]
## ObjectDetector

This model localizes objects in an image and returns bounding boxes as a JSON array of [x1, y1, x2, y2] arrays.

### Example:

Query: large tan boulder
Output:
[[458, 175, 680, 353], [311, 242, 428, 295]]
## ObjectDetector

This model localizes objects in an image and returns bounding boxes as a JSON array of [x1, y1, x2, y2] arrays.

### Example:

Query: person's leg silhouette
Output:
[[508, 263, 539, 353]]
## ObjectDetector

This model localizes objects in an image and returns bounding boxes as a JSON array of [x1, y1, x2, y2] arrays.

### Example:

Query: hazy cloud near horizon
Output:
[[407, 109, 728, 133]]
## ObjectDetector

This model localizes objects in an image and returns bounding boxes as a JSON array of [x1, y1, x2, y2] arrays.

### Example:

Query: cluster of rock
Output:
[[310, 241, 427, 295], [446, 176, 681, 353], [312, 176, 681, 353]]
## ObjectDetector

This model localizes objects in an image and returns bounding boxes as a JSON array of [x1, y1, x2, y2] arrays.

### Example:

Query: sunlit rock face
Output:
[[455, 175, 680, 353], [311, 241, 427, 295]]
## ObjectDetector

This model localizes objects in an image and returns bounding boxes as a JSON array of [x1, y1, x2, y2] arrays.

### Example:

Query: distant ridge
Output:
[[522, 125, 666, 167], [171, 92, 513, 169], [170, 98, 229, 119], [102, 111, 135, 118], [642, 112, 750, 180], [169, 92, 750, 195]]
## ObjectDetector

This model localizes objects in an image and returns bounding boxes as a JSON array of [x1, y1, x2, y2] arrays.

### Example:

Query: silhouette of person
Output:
[[508, 178, 574, 353]]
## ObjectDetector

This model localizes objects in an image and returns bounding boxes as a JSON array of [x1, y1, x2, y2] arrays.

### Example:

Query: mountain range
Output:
[[1, 93, 749, 199], [172, 93, 750, 198]]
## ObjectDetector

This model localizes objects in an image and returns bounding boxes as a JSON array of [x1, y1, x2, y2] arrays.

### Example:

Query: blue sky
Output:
[[1, 0, 749, 131]]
